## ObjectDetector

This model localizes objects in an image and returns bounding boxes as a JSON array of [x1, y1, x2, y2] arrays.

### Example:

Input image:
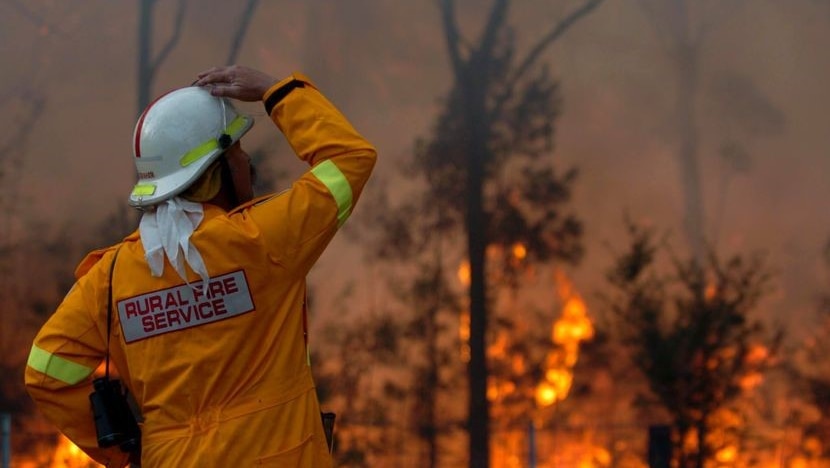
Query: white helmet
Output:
[[129, 87, 254, 208]]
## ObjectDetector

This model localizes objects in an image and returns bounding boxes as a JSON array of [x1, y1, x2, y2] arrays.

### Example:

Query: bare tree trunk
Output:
[[439, 1, 502, 463], [136, 0, 186, 116], [464, 78, 490, 468], [671, 0, 705, 261], [425, 263, 440, 468]]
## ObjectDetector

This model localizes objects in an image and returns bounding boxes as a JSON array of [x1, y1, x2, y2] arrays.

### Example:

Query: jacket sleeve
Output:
[[242, 72, 377, 275], [24, 248, 131, 467]]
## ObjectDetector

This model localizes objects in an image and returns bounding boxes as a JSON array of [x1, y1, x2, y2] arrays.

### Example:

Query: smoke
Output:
[[1, 0, 828, 341]]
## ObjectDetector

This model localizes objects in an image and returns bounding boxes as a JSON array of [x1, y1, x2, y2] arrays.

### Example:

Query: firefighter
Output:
[[25, 65, 376, 467]]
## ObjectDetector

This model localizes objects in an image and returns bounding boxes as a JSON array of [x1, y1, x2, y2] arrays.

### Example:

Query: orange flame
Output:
[[536, 270, 595, 408], [49, 434, 98, 468], [458, 260, 471, 287], [512, 243, 527, 260]]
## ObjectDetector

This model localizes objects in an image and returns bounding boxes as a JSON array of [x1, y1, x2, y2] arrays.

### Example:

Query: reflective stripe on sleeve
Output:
[[27, 345, 94, 385], [310, 160, 353, 227]]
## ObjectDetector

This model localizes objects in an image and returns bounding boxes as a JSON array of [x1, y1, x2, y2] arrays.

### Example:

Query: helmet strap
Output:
[[219, 154, 240, 209]]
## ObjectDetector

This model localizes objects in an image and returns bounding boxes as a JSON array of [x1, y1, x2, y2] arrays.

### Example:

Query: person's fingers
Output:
[[193, 65, 274, 101], [206, 84, 260, 102], [194, 68, 236, 87], [205, 85, 223, 96], [205, 84, 238, 98]]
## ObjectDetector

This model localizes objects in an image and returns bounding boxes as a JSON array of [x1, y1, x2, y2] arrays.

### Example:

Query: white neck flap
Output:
[[139, 197, 210, 287]]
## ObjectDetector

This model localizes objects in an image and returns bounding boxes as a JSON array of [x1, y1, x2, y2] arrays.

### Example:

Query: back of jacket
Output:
[[25, 73, 376, 467]]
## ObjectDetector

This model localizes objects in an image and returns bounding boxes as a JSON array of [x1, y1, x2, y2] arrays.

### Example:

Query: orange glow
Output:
[[704, 281, 717, 301], [745, 344, 769, 363], [512, 242, 527, 260], [532, 270, 595, 409], [789, 458, 809, 468], [739, 371, 763, 390], [803, 436, 822, 456], [535, 381, 557, 407], [459, 310, 470, 342], [488, 332, 509, 359], [487, 378, 517, 402], [554, 297, 594, 346], [487, 380, 499, 401], [50, 434, 98, 468], [459, 309, 470, 362], [458, 260, 470, 286], [544, 367, 573, 401], [511, 354, 525, 374], [460, 344, 471, 363], [715, 445, 738, 463]]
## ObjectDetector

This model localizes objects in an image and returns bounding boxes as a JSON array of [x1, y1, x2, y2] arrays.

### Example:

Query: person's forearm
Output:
[[265, 72, 376, 169]]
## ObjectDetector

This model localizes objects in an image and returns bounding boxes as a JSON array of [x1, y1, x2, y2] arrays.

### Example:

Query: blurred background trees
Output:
[[2, 1, 828, 467], [602, 220, 782, 467]]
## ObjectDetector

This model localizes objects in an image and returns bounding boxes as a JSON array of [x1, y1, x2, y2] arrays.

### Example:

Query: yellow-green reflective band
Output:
[[131, 183, 156, 196], [311, 160, 353, 227], [180, 115, 249, 167], [27, 345, 94, 385], [225, 114, 248, 138]]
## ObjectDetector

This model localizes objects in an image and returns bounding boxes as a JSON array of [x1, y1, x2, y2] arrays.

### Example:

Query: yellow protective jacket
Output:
[[25, 73, 376, 467]]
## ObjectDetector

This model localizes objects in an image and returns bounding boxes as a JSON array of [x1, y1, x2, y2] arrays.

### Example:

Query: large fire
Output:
[[12, 433, 98, 468], [457, 245, 601, 466], [48, 435, 98, 468], [8, 256, 821, 467], [540, 269, 595, 408]]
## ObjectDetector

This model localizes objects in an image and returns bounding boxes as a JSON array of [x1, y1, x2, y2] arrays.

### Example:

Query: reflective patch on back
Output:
[[118, 270, 254, 343]]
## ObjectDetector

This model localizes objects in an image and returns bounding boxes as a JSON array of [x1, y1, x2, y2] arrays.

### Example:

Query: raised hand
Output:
[[193, 65, 279, 102]]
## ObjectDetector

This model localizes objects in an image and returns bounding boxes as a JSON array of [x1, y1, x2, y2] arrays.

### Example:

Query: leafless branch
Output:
[[439, 0, 465, 80], [491, 0, 605, 119], [151, 0, 187, 75], [3, 0, 63, 35], [225, 0, 261, 65], [477, 0, 509, 60], [513, 0, 604, 88]]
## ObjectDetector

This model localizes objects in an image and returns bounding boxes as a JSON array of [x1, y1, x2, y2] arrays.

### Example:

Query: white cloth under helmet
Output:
[[139, 197, 210, 286]]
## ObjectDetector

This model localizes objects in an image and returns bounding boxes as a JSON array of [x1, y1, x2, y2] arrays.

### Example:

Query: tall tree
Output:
[[437, 1, 604, 465], [603, 220, 781, 468], [636, 0, 784, 258]]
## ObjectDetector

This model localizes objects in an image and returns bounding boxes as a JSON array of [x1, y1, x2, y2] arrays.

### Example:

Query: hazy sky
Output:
[[2, 0, 828, 341]]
